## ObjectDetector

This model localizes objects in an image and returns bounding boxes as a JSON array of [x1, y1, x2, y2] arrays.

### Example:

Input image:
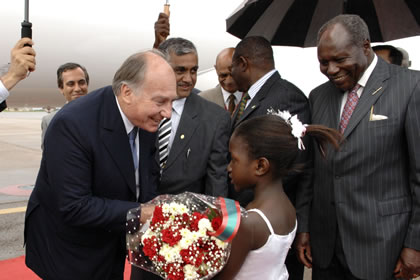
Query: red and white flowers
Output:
[[127, 193, 233, 280]]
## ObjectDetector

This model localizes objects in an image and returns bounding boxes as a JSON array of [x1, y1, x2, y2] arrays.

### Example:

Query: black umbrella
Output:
[[226, 0, 420, 47]]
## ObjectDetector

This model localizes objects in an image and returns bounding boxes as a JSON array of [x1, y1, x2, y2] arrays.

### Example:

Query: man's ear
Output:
[[119, 83, 134, 104], [255, 157, 269, 176], [238, 56, 249, 72]]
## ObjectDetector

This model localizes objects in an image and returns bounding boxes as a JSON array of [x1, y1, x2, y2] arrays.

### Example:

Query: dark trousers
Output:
[[130, 266, 161, 280], [312, 229, 363, 280]]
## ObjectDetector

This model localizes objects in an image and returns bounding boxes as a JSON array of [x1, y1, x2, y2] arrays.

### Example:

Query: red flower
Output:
[[165, 263, 184, 280], [180, 249, 194, 265], [142, 236, 159, 259], [211, 216, 222, 231], [151, 205, 166, 226], [190, 212, 204, 231], [161, 228, 182, 246]]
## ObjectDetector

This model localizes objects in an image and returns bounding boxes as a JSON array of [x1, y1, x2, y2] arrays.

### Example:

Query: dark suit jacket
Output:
[[24, 86, 160, 280], [158, 93, 230, 196], [230, 71, 311, 209], [0, 100, 6, 112], [306, 58, 420, 279]]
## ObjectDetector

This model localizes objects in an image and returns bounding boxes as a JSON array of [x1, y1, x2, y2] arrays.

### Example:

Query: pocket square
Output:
[[370, 114, 388, 121]]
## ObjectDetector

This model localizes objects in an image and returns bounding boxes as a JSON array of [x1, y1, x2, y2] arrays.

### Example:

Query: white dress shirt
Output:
[[0, 80, 9, 104], [168, 97, 186, 154], [221, 87, 242, 109]]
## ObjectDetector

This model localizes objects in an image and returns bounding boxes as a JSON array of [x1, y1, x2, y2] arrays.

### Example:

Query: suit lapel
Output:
[[165, 94, 199, 169], [342, 60, 390, 138], [234, 72, 280, 128], [100, 87, 137, 197]]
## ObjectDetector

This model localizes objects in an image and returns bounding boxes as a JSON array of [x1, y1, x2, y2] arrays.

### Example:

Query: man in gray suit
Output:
[[41, 63, 89, 149], [199, 47, 242, 116], [295, 15, 420, 280], [230, 35, 310, 280], [130, 37, 230, 280]]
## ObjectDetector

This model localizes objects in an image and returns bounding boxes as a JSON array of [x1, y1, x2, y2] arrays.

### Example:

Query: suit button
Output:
[[335, 175, 340, 179]]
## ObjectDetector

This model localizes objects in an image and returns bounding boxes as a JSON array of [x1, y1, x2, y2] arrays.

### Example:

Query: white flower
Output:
[[212, 236, 229, 249], [159, 243, 182, 263], [184, 264, 199, 280], [267, 108, 307, 150], [141, 228, 156, 244], [198, 218, 212, 231]]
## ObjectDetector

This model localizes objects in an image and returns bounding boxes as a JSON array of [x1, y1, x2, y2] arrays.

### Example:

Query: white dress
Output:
[[233, 208, 297, 280]]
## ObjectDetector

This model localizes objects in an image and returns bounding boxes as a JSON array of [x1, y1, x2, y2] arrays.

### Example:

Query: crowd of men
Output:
[[1, 12, 419, 280]]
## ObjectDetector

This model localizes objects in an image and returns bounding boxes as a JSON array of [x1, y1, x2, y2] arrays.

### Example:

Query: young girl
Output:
[[215, 112, 341, 280]]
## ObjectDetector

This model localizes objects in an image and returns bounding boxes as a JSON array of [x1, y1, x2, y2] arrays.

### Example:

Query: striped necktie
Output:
[[234, 92, 250, 124], [227, 94, 236, 115], [158, 118, 172, 168], [339, 84, 361, 134]]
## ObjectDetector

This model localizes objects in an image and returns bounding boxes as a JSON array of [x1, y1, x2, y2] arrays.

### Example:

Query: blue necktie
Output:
[[128, 127, 138, 170]]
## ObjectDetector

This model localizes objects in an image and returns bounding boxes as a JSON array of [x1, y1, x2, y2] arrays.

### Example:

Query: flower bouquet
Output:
[[126, 192, 246, 280]]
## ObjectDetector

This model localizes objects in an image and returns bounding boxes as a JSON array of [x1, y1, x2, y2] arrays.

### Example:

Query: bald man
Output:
[[200, 48, 242, 116]]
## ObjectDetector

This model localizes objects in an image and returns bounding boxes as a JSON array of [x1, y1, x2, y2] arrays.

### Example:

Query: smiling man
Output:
[[25, 50, 177, 280], [295, 14, 420, 280], [41, 63, 89, 149]]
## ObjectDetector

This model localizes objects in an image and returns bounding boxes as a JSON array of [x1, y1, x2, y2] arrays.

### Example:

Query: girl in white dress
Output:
[[215, 113, 341, 280]]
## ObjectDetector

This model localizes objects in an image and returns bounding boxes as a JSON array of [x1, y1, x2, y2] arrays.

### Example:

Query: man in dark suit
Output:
[[156, 38, 230, 196], [130, 37, 230, 280], [0, 38, 36, 112], [295, 14, 420, 280], [24, 50, 177, 280], [200, 47, 242, 116], [230, 35, 310, 280]]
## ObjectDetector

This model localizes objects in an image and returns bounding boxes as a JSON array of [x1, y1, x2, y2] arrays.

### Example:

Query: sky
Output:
[[1, 0, 419, 107]]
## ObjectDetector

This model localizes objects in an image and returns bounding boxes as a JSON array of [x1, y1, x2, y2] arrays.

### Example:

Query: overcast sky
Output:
[[1, 0, 419, 107]]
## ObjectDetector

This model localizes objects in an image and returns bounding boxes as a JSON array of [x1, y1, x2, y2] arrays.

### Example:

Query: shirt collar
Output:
[[115, 96, 135, 134], [172, 97, 186, 116], [248, 69, 277, 99], [220, 86, 242, 103], [357, 54, 378, 88]]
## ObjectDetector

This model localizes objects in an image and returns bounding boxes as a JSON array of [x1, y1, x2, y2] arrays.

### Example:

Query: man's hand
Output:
[[393, 247, 420, 279], [153, 13, 170, 49], [295, 232, 313, 268], [0, 38, 36, 91], [140, 204, 155, 224]]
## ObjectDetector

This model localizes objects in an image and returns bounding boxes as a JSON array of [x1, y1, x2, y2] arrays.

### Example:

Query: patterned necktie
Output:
[[158, 118, 172, 168], [234, 92, 250, 124], [227, 94, 236, 115], [339, 84, 361, 134], [128, 127, 138, 170]]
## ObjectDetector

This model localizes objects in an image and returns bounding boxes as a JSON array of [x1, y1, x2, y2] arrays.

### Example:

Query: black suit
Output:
[[305, 58, 420, 279], [231, 71, 310, 280], [24, 86, 160, 280]]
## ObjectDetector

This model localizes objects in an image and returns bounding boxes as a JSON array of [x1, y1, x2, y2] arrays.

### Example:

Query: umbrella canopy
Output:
[[226, 0, 420, 47]]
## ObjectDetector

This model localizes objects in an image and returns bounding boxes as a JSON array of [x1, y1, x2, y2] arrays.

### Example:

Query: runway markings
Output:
[[0, 206, 27, 215]]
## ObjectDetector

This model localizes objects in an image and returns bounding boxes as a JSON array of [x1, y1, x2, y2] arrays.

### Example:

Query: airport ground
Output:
[[0, 112, 314, 279]]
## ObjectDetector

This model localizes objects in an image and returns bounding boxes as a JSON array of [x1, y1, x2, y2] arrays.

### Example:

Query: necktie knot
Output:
[[128, 127, 138, 141]]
